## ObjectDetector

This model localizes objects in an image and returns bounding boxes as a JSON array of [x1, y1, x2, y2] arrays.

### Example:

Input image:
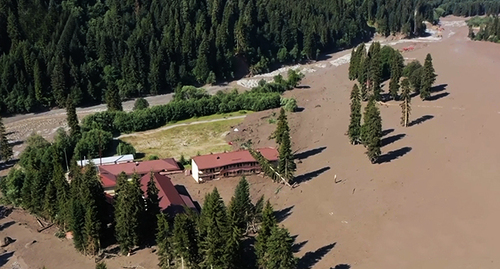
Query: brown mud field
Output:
[[2, 16, 500, 268]]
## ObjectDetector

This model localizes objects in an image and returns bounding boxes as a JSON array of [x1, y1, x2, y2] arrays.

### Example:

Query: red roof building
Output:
[[140, 172, 197, 215], [97, 159, 197, 216], [191, 148, 279, 183]]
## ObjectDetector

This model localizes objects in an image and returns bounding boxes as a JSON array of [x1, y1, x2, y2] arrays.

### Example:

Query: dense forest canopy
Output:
[[1, 0, 500, 114]]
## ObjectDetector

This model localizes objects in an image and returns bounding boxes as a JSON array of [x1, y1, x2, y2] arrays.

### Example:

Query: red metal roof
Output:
[[140, 172, 194, 213], [192, 147, 279, 170], [100, 173, 117, 188], [99, 158, 181, 176]]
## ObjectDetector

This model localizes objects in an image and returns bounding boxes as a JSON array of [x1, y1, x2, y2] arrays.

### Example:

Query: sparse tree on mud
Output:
[[348, 84, 362, 144], [400, 78, 412, 127]]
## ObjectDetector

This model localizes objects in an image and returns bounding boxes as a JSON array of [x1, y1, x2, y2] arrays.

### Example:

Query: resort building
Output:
[[191, 147, 279, 183]]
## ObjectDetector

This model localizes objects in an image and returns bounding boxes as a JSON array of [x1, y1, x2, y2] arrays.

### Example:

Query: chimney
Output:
[[217, 156, 220, 159], [135, 162, 139, 166]]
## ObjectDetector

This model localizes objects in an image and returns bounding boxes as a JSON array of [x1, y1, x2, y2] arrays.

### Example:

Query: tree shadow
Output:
[[292, 240, 308, 253], [427, 92, 449, 101], [294, 166, 330, 184], [8, 140, 23, 147], [381, 128, 394, 137], [0, 159, 19, 172], [0, 251, 14, 267], [295, 107, 305, 112], [274, 205, 294, 222], [298, 242, 337, 269], [431, 83, 448, 93], [0, 221, 16, 231], [294, 146, 327, 160], [381, 134, 405, 147], [332, 264, 351, 269], [377, 147, 412, 164], [409, 115, 434, 126], [241, 237, 258, 269], [296, 85, 311, 89], [410, 92, 419, 98]]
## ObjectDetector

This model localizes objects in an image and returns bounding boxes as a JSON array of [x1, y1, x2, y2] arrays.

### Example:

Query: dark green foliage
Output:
[[43, 180, 57, 221], [361, 98, 382, 163], [472, 15, 500, 42], [348, 49, 358, 81], [408, 66, 423, 94], [400, 78, 412, 127], [53, 161, 70, 229], [81, 77, 298, 135], [114, 173, 145, 254], [116, 141, 136, 157], [0, 0, 476, 114], [421, 54, 437, 101], [227, 177, 252, 232], [468, 26, 476, 39], [157, 213, 174, 268], [1, 168, 25, 206], [133, 98, 149, 111], [74, 129, 113, 160], [272, 108, 290, 146], [83, 201, 101, 255], [199, 188, 230, 268], [348, 84, 362, 145], [146, 172, 161, 238], [0, 117, 13, 161], [105, 84, 122, 112], [368, 42, 382, 101], [66, 97, 81, 139], [389, 52, 404, 100], [172, 211, 199, 268], [278, 130, 296, 183], [255, 201, 277, 267], [70, 199, 86, 252], [264, 226, 298, 269]]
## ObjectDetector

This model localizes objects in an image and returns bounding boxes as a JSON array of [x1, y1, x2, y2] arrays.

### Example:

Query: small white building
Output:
[[77, 154, 134, 167]]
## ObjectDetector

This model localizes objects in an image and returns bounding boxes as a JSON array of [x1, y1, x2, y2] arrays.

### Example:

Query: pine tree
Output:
[[348, 84, 362, 145], [66, 97, 81, 139], [199, 188, 230, 269], [21, 171, 34, 211], [53, 158, 70, 229], [83, 201, 101, 255], [358, 55, 369, 101], [421, 53, 437, 101], [278, 130, 296, 183], [368, 42, 382, 101], [157, 213, 174, 269], [400, 78, 412, 127], [115, 173, 144, 254], [114, 172, 128, 197], [348, 48, 357, 80], [43, 180, 57, 221], [264, 226, 298, 269], [389, 53, 403, 100], [70, 198, 86, 252], [255, 201, 277, 267], [146, 172, 161, 238], [0, 116, 13, 162], [271, 108, 290, 146], [361, 98, 382, 163], [227, 176, 252, 232], [172, 212, 199, 268], [105, 84, 123, 111]]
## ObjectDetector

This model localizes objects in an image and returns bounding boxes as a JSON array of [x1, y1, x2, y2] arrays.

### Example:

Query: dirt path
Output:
[[118, 115, 247, 139]]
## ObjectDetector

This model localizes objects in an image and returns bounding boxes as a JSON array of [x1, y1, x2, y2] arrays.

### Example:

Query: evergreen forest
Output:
[[1, 0, 499, 114], [467, 15, 500, 42]]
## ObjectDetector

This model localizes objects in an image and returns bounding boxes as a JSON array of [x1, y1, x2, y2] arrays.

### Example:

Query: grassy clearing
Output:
[[122, 118, 244, 160], [167, 110, 251, 125]]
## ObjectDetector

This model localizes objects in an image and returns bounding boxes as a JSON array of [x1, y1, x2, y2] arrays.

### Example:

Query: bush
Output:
[[133, 98, 149, 110], [148, 155, 159, 160], [74, 129, 113, 159], [116, 142, 136, 157], [281, 98, 298, 112]]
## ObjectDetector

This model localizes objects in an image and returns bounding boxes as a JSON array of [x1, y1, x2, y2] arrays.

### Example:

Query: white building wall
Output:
[[191, 159, 200, 183]]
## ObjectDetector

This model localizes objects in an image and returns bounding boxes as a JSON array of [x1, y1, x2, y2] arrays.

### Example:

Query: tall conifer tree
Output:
[[361, 98, 382, 163], [0, 116, 13, 162], [255, 201, 277, 267], [348, 84, 362, 145], [389, 52, 403, 100], [272, 108, 290, 146], [172, 212, 199, 268], [278, 130, 296, 183], [421, 53, 437, 101], [264, 226, 298, 269], [66, 97, 81, 139], [157, 213, 174, 269], [400, 78, 412, 127], [146, 172, 161, 238], [227, 176, 252, 232]]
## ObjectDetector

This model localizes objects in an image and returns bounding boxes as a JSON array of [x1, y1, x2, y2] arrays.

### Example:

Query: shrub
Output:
[[148, 155, 159, 160], [133, 98, 149, 110], [116, 142, 137, 157]]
